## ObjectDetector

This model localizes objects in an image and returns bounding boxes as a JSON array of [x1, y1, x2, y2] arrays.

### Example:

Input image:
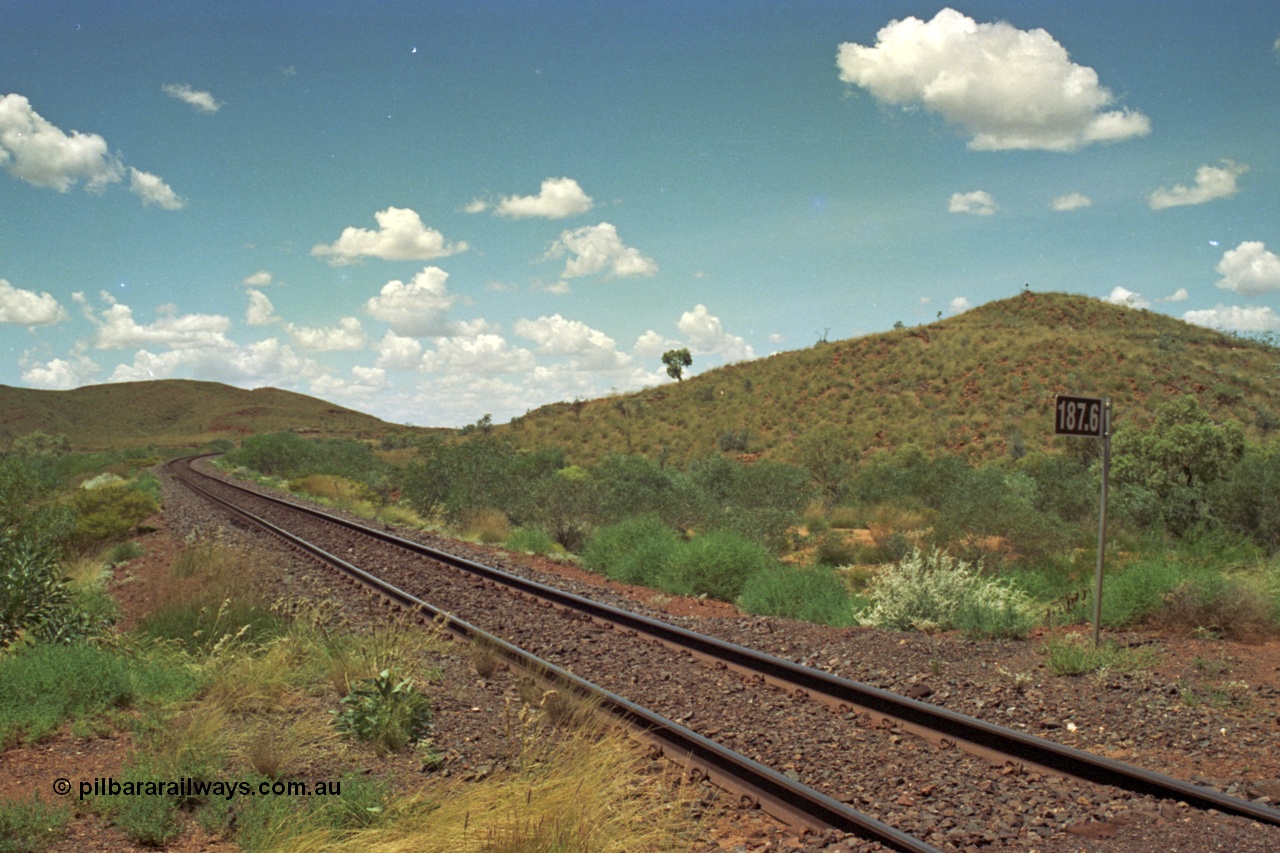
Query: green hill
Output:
[[502, 291, 1280, 465], [0, 379, 411, 451]]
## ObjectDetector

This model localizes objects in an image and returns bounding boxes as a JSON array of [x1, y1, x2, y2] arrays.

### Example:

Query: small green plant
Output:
[[739, 565, 856, 626], [0, 534, 72, 648], [105, 541, 145, 565], [333, 669, 433, 756], [0, 794, 69, 853], [1040, 634, 1160, 676]]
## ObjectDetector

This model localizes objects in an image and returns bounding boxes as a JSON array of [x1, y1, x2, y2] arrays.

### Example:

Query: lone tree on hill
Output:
[[662, 348, 692, 382]]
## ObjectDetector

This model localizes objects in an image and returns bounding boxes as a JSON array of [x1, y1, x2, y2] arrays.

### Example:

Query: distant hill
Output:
[[0, 379, 415, 451], [502, 292, 1280, 465]]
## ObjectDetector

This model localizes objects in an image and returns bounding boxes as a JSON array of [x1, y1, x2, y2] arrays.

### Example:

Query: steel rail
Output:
[[168, 457, 940, 853], [173, 456, 1280, 830]]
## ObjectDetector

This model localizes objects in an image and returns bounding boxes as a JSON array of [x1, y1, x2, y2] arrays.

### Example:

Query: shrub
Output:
[[70, 484, 158, 549], [859, 548, 1038, 638], [505, 527, 556, 556], [0, 794, 69, 853], [739, 566, 855, 626], [332, 669, 433, 756], [662, 529, 776, 602], [458, 508, 511, 544], [0, 535, 71, 649], [581, 516, 680, 587]]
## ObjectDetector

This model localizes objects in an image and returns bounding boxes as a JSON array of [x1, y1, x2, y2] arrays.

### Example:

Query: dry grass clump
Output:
[[459, 508, 511, 544], [270, 728, 691, 853]]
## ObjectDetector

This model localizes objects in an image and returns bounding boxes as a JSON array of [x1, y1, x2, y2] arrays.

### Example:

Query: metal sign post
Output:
[[1054, 395, 1111, 646]]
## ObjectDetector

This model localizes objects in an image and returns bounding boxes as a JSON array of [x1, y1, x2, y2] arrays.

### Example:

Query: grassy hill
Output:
[[502, 291, 1280, 465], [0, 379, 413, 451]]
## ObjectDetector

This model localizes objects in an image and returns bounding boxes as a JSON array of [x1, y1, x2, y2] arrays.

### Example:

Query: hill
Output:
[[0, 379, 412, 451], [501, 291, 1280, 465]]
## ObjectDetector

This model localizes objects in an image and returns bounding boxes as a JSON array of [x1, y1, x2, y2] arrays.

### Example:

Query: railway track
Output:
[[169, 456, 1280, 851]]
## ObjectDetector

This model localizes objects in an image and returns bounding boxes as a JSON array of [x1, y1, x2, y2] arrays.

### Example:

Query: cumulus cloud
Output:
[[106, 337, 324, 386], [0, 93, 123, 191], [514, 314, 631, 370], [374, 331, 423, 370], [634, 329, 681, 358], [1214, 241, 1280, 296], [546, 222, 658, 280], [77, 293, 231, 350], [1051, 192, 1092, 211], [162, 83, 222, 114], [128, 167, 184, 210], [1105, 286, 1150, 309], [949, 190, 997, 215], [421, 333, 536, 375], [1184, 305, 1280, 333], [0, 94, 180, 207], [311, 366, 387, 398], [285, 316, 368, 351], [837, 8, 1150, 151], [677, 304, 754, 362], [1149, 160, 1248, 210], [1157, 288, 1189, 303], [311, 207, 467, 265], [363, 266, 456, 336], [20, 353, 100, 390], [0, 279, 67, 325], [244, 289, 278, 326], [242, 270, 274, 287], [949, 296, 972, 313], [494, 177, 593, 219]]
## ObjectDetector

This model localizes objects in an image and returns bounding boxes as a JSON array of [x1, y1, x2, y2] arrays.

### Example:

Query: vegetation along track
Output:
[[170, 456, 1280, 852]]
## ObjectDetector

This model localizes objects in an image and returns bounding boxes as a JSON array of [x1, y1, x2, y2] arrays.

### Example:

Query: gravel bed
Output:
[[171, 461, 1280, 852]]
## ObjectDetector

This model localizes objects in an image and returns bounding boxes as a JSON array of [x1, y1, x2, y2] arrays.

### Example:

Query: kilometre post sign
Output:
[[1054, 395, 1105, 437]]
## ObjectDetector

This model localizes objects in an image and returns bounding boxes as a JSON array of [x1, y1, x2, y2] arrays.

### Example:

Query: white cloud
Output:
[[0, 93, 123, 191], [1105, 286, 1150, 309], [106, 337, 324, 387], [1214, 241, 1280, 296], [421, 333, 536, 375], [128, 167, 184, 210], [546, 222, 658, 280], [285, 316, 368, 351], [1157, 288, 1189, 303], [311, 366, 387, 399], [1149, 160, 1248, 210], [161, 83, 222, 114], [0, 279, 67, 325], [837, 8, 1150, 151], [495, 177, 593, 219], [514, 314, 631, 370], [634, 329, 680, 358], [363, 266, 456, 336], [1051, 192, 1092, 211], [20, 354, 100, 390], [311, 207, 467, 265], [1184, 305, 1280, 333], [949, 296, 971, 313], [375, 331, 423, 370], [80, 293, 232, 350], [948, 190, 997, 216], [244, 289, 278, 326], [677, 304, 754, 362], [242, 270, 274, 287], [463, 198, 489, 214]]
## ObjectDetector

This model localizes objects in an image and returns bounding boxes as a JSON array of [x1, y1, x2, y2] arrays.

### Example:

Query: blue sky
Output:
[[3, 1, 1279, 427]]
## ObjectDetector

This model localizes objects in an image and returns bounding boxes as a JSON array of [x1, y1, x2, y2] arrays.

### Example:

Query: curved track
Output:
[[169, 456, 1280, 851]]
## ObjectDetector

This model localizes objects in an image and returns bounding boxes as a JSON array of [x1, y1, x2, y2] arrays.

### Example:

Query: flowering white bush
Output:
[[858, 547, 1038, 638]]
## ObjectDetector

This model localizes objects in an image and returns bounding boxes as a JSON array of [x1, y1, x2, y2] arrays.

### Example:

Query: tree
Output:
[[661, 348, 692, 382]]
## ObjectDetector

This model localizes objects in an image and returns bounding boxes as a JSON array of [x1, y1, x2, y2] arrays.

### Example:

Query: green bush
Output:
[[662, 530, 776, 602], [137, 599, 288, 655], [859, 548, 1038, 638], [0, 535, 71, 649], [0, 793, 69, 853], [505, 527, 556, 555], [70, 484, 159, 549], [739, 566, 855, 626], [581, 516, 680, 587], [333, 669, 433, 756], [0, 643, 199, 747]]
